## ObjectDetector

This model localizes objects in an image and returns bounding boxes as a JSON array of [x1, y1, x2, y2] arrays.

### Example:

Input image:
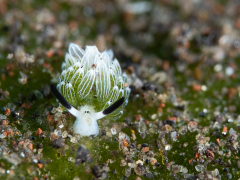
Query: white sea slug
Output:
[[51, 43, 130, 136]]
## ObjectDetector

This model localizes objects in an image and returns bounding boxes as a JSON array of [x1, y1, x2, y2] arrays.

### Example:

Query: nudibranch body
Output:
[[51, 43, 130, 136]]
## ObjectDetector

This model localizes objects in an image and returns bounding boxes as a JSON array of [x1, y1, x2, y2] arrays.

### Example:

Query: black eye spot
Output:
[[81, 66, 83, 68], [68, 81, 69, 83]]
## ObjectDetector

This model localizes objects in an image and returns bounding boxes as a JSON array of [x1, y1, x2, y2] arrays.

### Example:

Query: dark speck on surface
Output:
[[198, 111, 206, 117], [92, 164, 102, 178], [36, 142, 43, 149], [112, 169, 116, 174], [174, 105, 185, 111], [11, 110, 19, 119], [75, 145, 93, 165], [28, 92, 36, 102], [142, 143, 148, 148], [52, 138, 65, 149], [162, 120, 175, 126], [99, 130, 107, 136], [144, 173, 153, 178]]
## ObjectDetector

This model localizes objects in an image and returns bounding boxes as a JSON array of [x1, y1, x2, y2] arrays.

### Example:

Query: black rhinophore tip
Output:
[[50, 84, 71, 110], [103, 97, 124, 115]]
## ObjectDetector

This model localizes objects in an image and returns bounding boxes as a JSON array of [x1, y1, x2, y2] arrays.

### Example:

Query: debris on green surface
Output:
[[1, 0, 240, 179]]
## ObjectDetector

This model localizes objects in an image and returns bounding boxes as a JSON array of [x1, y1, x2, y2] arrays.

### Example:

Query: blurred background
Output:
[[1, 0, 240, 179]]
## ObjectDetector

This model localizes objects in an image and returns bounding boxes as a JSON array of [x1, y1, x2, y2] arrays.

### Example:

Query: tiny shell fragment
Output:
[[36, 128, 43, 136]]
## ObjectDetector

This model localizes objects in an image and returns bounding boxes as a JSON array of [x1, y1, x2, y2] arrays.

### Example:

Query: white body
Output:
[[70, 105, 105, 136], [73, 117, 99, 136]]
